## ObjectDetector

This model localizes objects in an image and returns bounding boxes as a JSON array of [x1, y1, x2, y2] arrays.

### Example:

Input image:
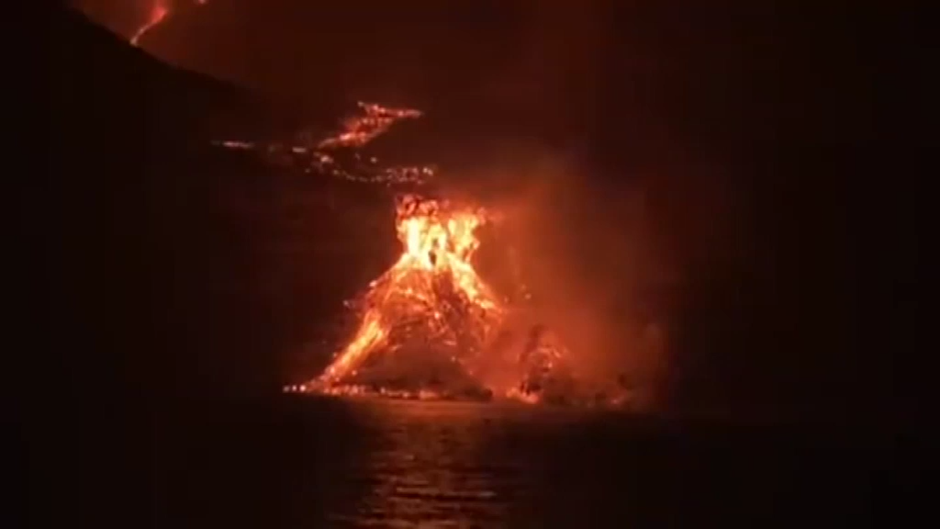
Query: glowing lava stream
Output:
[[130, 1, 167, 45], [213, 102, 434, 185], [131, 1, 210, 47]]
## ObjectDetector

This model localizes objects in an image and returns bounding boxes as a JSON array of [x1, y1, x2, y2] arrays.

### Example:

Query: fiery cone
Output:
[[317, 194, 504, 397]]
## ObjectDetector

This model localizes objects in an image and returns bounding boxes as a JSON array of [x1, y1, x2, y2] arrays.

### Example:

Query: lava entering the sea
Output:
[[288, 191, 575, 403], [240, 101, 578, 402], [316, 194, 505, 397]]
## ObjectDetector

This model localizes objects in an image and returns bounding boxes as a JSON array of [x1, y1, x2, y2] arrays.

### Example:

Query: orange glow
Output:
[[130, 2, 168, 46], [214, 102, 434, 185], [130, 1, 211, 47], [250, 101, 583, 403], [238, 101, 577, 403], [320, 194, 503, 385], [317, 102, 422, 150], [301, 190, 579, 404]]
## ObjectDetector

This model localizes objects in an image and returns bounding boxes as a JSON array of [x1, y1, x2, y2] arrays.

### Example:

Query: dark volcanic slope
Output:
[[45, 7, 275, 404], [49, 7, 295, 145], [41, 6, 400, 417]]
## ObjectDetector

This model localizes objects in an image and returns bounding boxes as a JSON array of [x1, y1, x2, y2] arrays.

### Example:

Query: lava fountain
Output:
[[319, 194, 503, 391], [295, 192, 571, 402]]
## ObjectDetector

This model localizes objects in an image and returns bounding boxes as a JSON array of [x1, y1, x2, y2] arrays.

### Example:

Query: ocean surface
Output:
[[151, 396, 876, 527]]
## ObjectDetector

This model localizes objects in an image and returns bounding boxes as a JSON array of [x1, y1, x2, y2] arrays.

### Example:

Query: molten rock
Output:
[[306, 193, 577, 403]]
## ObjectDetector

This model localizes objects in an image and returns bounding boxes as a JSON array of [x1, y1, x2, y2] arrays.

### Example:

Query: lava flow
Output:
[[317, 102, 422, 150], [130, 1, 168, 45], [319, 194, 503, 391], [130, 0, 210, 47], [257, 101, 575, 402], [291, 193, 572, 403], [214, 101, 434, 186]]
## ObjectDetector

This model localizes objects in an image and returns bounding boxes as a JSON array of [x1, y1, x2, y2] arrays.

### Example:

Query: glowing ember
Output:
[[217, 140, 254, 150]]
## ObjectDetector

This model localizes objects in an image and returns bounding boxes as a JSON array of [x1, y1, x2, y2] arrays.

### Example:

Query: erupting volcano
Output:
[[296, 193, 572, 402], [244, 101, 579, 402], [319, 194, 502, 394]]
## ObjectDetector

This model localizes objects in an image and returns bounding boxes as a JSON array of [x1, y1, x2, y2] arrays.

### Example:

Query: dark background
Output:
[[33, 1, 914, 526]]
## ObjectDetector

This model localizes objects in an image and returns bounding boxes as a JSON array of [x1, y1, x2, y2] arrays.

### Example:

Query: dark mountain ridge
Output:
[[50, 6, 299, 146]]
